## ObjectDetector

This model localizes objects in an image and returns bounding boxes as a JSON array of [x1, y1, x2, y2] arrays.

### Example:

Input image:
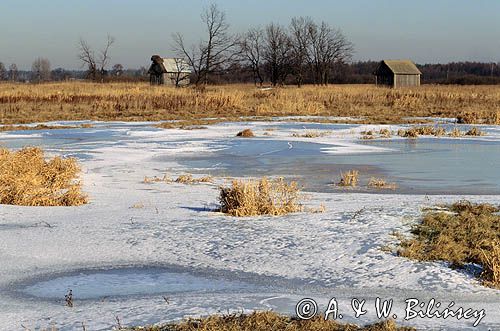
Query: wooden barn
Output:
[[374, 60, 421, 88], [148, 55, 191, 86]]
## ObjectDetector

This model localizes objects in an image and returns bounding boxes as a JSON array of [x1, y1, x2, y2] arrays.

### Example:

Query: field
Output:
[[1, 82, 500, 125]]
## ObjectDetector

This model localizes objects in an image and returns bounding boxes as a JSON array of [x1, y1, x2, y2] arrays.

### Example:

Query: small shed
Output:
[[374, 60, 421, 88], [147, 55, 191, 86]]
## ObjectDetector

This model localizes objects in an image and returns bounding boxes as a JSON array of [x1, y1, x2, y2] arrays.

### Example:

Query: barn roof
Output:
[[379, 60, 421, 75], [162, 58, 191, 73]]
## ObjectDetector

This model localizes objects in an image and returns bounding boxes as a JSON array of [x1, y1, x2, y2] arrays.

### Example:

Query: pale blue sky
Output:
[[1, 0, 499, 69]]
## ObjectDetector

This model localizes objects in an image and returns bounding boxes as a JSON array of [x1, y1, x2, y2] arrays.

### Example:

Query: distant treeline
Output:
[[1, 61, 499, 85]]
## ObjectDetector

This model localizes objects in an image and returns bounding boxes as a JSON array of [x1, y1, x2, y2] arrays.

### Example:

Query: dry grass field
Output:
[[1, 82, 500, 125], [131, 311, 414, 331]]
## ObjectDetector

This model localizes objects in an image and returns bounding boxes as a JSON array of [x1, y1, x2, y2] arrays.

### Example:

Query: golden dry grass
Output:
[[0, 123, 92, 132], [398, 201, 500, 288], [144, 174, 213, 184], [131, 311, 414, 331], [1, 82, 500, 125], [236, 129, 255, 137], [0, 147, 87, 206], [338, 170, 359, 187], [219, 177, 302, 216], [367, 178, 397, 190], [292, 130, 331, 138], [395, 125, 483, 138]]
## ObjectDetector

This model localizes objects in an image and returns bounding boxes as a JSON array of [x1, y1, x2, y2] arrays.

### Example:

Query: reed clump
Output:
[[398, 200, 500, 288], [236, 129, 255, 137], [338, 170, 359, 187], [465, 127, 483, 136], [132, 311, 414, 331], [0, 123, 92, 132], [368, 177, 397, 190], [0, 147, 87, 206], [144, 173, 212, 184], [219, 177, 302, 216]]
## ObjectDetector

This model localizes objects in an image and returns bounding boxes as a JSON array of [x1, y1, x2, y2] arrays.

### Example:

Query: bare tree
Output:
[[8, 63, 18, 81], [263, 23, 292, 86], [173, 58, 191, 87], [31, 57, 51, 82], [112, 63, 124, 76], [289, 17, 314, 87], [78, 35, 115, 81], [239, 28, 265, 86], [306, 22, 353, 85], [0, 62, 6, 81], [173, 3, 238, 85]]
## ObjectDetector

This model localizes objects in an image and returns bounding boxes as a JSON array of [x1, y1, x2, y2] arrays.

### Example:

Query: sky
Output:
[[1, 0, 499, 70]]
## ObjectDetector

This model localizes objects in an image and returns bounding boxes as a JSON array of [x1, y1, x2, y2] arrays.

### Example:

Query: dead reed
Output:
[[0, 147, 87, 206], [236, 129, 255, 137], [0, 123, 92, 132], [338, 170, 359, 187], [130, 311, 413, 331], [144, 173, 213, 184], [2, 82, 500, 125], [368, 177, 397, 190], [398, 200, 500, 288], [219, 177, 302, 216]]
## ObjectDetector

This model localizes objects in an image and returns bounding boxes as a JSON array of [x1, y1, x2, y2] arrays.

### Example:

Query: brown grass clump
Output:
[[465, 126, 483, 136], [338, 170, 359, 187], [175, 174, 213, 184], [132, 311, 414, 331], [292, 130, 331, 138], [236, 129, 255, 137], [0, 123, 92, 132], [379, 128, 392, 138], [144, 174, 212, 184], [448, 127, 464, 137], [368, 177, 397, 190], [397, 128, 419, 138], [219, 177, 302, 216], [398, 200, 500, 288], [0, 147, 87, 206]]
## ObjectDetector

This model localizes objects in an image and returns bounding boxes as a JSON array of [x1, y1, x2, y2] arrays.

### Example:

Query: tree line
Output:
[[173, 4, 354, 86], [1, 3, 499, 85]]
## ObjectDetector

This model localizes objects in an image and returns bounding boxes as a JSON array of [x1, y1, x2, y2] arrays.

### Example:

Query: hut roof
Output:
[[162, 58, 191, 73], [379, 60, 421, 75]]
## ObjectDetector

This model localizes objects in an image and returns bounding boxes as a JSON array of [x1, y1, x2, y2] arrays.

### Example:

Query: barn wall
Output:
[[163, 72, 191, 86], [394, 74, 420, 87]]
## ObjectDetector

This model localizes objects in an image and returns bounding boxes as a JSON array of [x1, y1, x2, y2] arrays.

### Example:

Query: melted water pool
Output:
[[21, 268, 256, 300]]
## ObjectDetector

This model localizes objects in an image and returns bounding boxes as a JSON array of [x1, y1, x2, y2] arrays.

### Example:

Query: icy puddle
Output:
[[2, 120, 500, 196], [176, 133, 500, 195], [0, 122, 500, 194], [21, 268, 257, 300]]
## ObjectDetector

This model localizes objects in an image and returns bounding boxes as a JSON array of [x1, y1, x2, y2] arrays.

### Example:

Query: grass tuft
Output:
[[0, 147, 87, 206], [144, 174, 212, 184], [236, 129, 255, 137], [338, 170, 359, 187], [219, 177, 302, 216], [130, 311, 414, 331], [398, 200, 500, 288], [368, 177, 397, 190]]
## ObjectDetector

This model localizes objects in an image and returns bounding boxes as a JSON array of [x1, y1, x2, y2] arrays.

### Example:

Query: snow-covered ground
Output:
[[0, 120, 499, 330]]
